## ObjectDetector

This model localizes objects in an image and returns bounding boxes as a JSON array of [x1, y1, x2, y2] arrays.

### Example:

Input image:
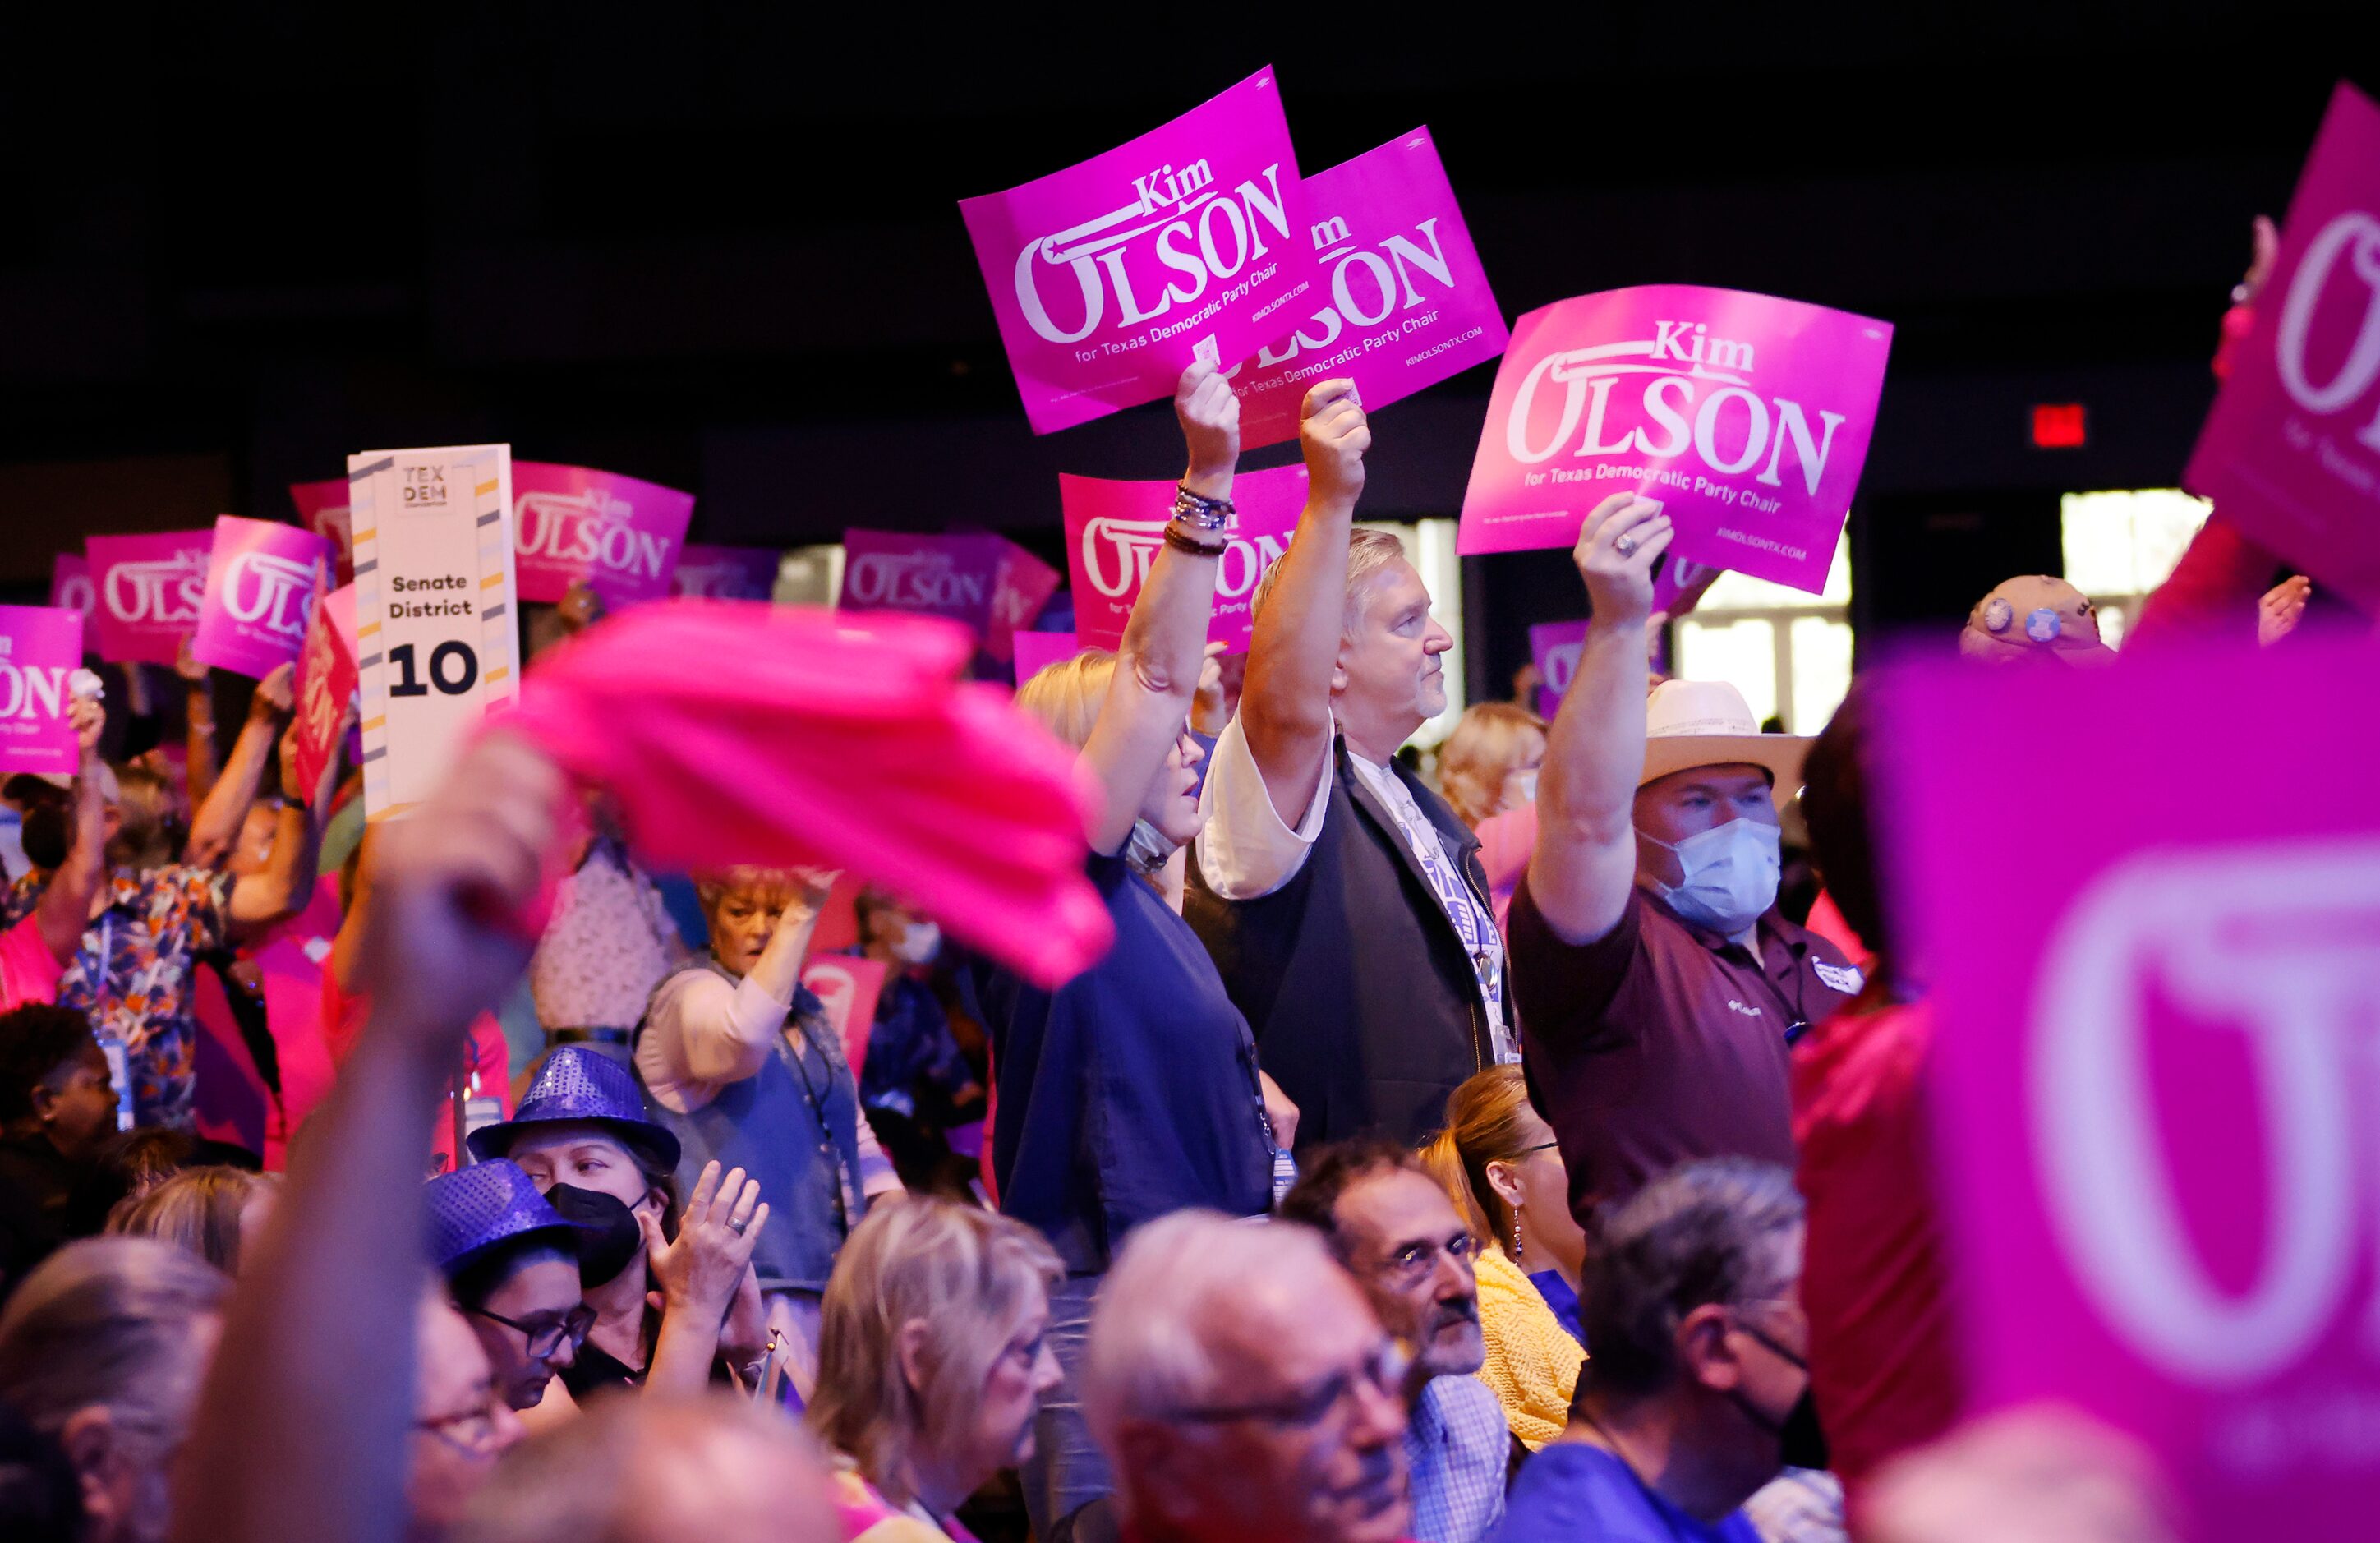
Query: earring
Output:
[[1511, 1204, 1523, 1267]]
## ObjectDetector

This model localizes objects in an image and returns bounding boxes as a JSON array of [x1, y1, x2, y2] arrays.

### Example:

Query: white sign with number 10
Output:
[[348, 444, 521, 820]]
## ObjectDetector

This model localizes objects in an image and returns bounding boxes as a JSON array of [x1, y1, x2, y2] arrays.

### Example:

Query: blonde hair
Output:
[[105, 1165, 279, 1276], [1418, 1066, 1547, 1251], [1437, 703, 1546, 829], [807, 1196, 1062, 1507], [693, 867, 801, 916], [1250, 527, 1410, 631], [1015, 649, 1119, 753]]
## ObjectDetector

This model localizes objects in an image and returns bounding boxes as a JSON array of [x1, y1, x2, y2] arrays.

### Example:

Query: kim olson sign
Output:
[[1459, 286, 1891, 595]]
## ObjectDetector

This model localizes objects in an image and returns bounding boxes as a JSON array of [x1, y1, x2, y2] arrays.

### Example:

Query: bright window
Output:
[[1669, 532, 1853, 734]]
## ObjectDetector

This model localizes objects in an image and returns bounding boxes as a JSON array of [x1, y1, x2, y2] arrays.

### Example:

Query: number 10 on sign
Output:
[[348, 444, 521, 819]]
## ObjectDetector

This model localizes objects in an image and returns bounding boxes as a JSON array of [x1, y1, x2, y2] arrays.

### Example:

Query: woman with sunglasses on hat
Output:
[[472, 1046, 773, 1403]]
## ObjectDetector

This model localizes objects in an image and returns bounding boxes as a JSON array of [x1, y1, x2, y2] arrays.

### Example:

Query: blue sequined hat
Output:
[[425, 1159, 592, 1279], [464, 1044, 680, 1173]]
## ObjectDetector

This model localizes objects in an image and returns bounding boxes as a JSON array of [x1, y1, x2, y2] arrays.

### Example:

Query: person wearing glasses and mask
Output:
[[1493, 1159, 1821, 1543], [1510, 494, 1862, 1227], [426, 1158, 598, 1415], [1084, 1209, 1411, 1543], [406, 1291, 527, 1542], [1283, 1140, 1507, 1543]]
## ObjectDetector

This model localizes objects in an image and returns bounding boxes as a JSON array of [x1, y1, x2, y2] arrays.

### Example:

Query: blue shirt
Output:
[[969, 850, 1273, 1275], [1406, 1374, 1509, 1543], [1494, 1444, 1761, 1543], [1530, 1268, 1585, 1344]]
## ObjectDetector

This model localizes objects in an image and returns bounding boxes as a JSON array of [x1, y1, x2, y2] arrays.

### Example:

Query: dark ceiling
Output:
[[0, 2, 2369, 574]]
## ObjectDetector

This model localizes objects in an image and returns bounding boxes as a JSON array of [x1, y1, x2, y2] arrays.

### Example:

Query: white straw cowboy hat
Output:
[[1639, 679, 1810, 805]]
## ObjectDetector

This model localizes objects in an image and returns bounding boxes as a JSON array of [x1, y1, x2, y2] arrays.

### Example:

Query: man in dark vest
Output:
[[1188, 379, 1510, 1151]]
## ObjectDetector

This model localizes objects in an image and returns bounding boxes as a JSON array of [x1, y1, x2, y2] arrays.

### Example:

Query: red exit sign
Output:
[[2032, 403, 2088, 449]]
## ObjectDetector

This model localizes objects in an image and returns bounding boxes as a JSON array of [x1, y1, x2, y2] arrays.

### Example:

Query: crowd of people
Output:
[[0, 242, 2331, 1543]]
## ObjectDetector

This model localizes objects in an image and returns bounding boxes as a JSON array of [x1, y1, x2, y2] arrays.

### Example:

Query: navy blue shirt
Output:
[[1494, 1444, 1761, 1543], [857, 974, 974, 1119], [969, 850, 1273, 1275], [1530, 1269, 1585, 1345]]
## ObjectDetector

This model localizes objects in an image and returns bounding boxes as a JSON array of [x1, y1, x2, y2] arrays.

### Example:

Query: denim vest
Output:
[[635, 957, 868, 1295]]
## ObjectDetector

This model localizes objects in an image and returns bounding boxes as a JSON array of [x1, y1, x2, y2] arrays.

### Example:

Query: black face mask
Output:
[[1729, 1320, 1830, 1472], [543, 1183, 645, 1287]]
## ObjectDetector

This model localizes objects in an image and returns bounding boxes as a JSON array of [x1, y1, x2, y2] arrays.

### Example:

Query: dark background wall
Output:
[[2, 3, 2368, 698]]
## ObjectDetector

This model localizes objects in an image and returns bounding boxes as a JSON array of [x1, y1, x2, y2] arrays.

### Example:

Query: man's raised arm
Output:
[[1529, 493, 1673, 946], [1238, 379, 1370, 827]]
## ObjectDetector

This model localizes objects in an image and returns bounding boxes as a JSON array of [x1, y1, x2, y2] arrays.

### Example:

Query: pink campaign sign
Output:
[[1880, 638, 2380, 1540], [191, 516, 336, 679], [87, 530, 212, 666], [802, 956, 888, 1078], [0, 605, 83, 777], [1458, 286, 1892, 594], [839, 530, 1013, 641], [670, 545, 780, 601], [1061, 461, 1309, 652], [513, 462, 696, 606], [288, 478, 355, 585], [1227, 128, 1508, 449], [1011, 630, 1085, 685], [1528, 620, 1586, 720], [51, 553, 95, 656], [960, 68, 1321, 435], [289, 583, 357, 800], [2184, 83, 2380, 613], [987, 545, 1062, 664]]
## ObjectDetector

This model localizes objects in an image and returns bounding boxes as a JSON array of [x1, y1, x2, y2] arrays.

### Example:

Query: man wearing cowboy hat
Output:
[[1508, 492, 1865, 1225]]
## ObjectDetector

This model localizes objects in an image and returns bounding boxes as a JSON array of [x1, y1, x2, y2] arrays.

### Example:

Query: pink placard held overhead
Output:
[[513, 462, 696, 607], [838, 530, 1015, 642], [50, 554, 95, 656], [2184, 83, 2380, 613], [288, 478, 355, 585], [86, 530, 213, 666], [1061, 461, 1310, 652], [1880, 638, 2380, 1541], [670, 545, 780, 601], [1227, 128, 1508, 449], [1458, 287, 1892, 594], [0, 605, 83, 777], [1010, 630, 1085, 685], [191, 516, 336, 679], [987, 545, 1063, 664], [289, 583, 357, 800], [959, 67, 1321, 435]]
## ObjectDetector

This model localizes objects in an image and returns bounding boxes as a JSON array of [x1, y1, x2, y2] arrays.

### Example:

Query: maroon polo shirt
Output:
[[1507, 873, 1862, 1223]]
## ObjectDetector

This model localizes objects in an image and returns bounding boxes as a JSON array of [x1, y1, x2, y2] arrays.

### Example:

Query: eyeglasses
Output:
[[467, 1302, 596, 1361], [1517, 1140, 1559, 1156], [1167, 1339, 1411, 1430], [1368, 1230, 1480, 1287], [415, 1386, 506, 1457]]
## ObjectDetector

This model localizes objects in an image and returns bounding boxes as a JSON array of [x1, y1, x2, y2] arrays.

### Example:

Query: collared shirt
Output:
[[1741, 1468, 1848, 1543], [6, 864, 232, 1131], [1507, 877, 1862, 1220], [1405, 1372, 1509, 1543]]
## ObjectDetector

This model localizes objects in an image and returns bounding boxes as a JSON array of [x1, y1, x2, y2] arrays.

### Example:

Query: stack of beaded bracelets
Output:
[[1166, 482, 1234, 557]]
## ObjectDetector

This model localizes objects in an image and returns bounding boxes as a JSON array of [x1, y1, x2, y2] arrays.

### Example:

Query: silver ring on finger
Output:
[[726, 1215, 750, 1236], [1614, 533, 1637, 555]]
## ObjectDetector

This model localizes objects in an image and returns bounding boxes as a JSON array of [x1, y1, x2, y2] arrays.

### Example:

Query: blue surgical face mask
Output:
[[1640, 818, 1781, 937]]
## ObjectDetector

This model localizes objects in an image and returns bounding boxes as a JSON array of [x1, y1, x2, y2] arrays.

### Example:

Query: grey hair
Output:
[[1083, 1210, 1343, 1448], [1580, 1158, 1804, 1400], [1251, 527, 1409, 632], [0, 1236, 230, 1455]]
